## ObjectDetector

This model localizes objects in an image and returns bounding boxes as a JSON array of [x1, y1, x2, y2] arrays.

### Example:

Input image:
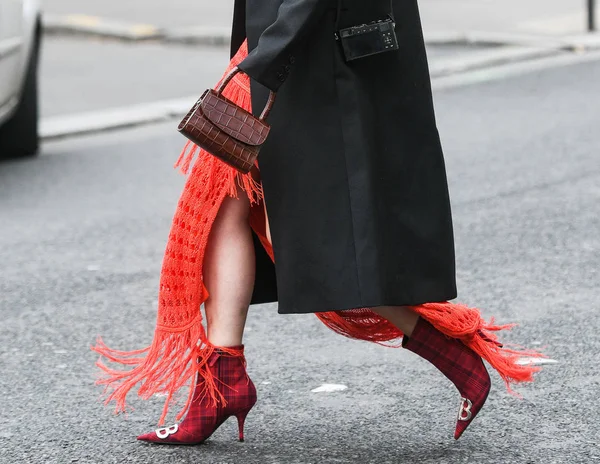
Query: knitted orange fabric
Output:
[[92, 40, 542, 425]]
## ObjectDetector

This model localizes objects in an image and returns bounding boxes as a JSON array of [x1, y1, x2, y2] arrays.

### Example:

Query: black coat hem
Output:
[[275, 289, 459, 315]]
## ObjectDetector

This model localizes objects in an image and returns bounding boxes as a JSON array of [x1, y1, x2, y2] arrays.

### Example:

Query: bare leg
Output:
[[263, 195, 272, 245], [203, 186, 255, 347], [370, 306, 420, 337]]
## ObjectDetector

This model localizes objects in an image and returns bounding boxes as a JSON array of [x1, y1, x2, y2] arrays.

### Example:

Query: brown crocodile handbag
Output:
[[178, 67, 276, 174]]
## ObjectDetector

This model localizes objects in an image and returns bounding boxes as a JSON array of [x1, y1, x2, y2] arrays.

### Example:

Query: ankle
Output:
[[207, 330, 244, 348], [371, 305, 419, 336], [213, 344, 245, 353], [403, 314, 419, 337], [208, 338, 244, 348]]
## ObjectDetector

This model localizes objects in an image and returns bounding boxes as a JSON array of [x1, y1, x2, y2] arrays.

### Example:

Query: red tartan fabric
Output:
[[92, 39, 543, 426], [403, 318, 491, 439], [137, 347, 257, 444]]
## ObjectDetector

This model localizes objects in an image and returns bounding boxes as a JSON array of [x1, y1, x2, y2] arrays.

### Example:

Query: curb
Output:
[[43, 15, 163, 41], [42, 15, 230, 44], [425, 30, 600, 52], [43, 15, 600, 51], [164, 26, 232, 46], [40, 96, 195, 140], [429, 46, 561, 78], [43, 14, 233, 46]]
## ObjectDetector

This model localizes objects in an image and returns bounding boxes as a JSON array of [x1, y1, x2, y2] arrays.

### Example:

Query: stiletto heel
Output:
[[137, 346, 257, 445], [235, 408, 251, 442], [403, 319, 491, 440]]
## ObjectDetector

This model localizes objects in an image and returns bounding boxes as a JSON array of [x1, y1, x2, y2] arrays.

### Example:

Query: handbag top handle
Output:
[[217, 66, 277, 121]]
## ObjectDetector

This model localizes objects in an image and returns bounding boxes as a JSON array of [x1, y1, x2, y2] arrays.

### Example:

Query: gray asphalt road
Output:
[[1, 56, 600, 463], [40, 38, 230, 117]]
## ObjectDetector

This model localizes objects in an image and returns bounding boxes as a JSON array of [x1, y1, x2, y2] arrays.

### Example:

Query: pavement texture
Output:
[[39, 37, 230, 118], [1, 55, 599, 463]]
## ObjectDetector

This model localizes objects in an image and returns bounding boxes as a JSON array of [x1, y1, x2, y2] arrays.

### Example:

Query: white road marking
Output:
[[311, 384, 348, 393], [516, 357, 559, 366]]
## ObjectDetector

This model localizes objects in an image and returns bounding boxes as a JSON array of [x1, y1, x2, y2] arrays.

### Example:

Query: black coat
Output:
[[232, 0, 457, 314]]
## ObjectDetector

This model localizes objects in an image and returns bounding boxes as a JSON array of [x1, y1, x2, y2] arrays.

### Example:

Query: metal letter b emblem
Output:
[[457, 397, 473, 421], [155, 424, 178, 439]]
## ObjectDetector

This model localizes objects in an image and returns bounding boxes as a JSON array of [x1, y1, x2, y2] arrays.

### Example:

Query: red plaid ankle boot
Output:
[[137, 345, 257, 445], [402, 318, 491, 440]]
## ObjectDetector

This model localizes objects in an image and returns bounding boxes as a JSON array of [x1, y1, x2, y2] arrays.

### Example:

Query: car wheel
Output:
[[0, 24, 40, 159]]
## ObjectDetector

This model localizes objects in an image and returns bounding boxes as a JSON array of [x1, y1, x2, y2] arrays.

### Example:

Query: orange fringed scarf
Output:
[[93, 41, 542, 426]]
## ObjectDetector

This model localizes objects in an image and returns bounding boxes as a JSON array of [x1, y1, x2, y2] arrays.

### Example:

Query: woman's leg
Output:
[[203, 185, 255, 347], [138, 186, 258, 444], [371, 304, 490, 440], [370, 306, 419, 337]]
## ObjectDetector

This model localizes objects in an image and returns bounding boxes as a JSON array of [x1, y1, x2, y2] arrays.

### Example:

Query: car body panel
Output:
[[0, 0, 41, 123]]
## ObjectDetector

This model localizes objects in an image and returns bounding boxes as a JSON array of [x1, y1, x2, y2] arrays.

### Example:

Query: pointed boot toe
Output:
[[136, 431, 156, 443], [137, 424, 182, 444]]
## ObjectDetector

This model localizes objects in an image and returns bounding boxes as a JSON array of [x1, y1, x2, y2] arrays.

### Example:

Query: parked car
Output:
[[0, 0, 41, 159]]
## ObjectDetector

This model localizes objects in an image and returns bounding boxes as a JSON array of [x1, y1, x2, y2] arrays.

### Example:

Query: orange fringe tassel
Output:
[[92, 39, 542, 426], [317, 304, 542, 390]]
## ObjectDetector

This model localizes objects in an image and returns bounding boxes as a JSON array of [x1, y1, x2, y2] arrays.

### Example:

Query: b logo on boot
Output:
[[155, 424, 179, 439], [457, 398, 473, 421]]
